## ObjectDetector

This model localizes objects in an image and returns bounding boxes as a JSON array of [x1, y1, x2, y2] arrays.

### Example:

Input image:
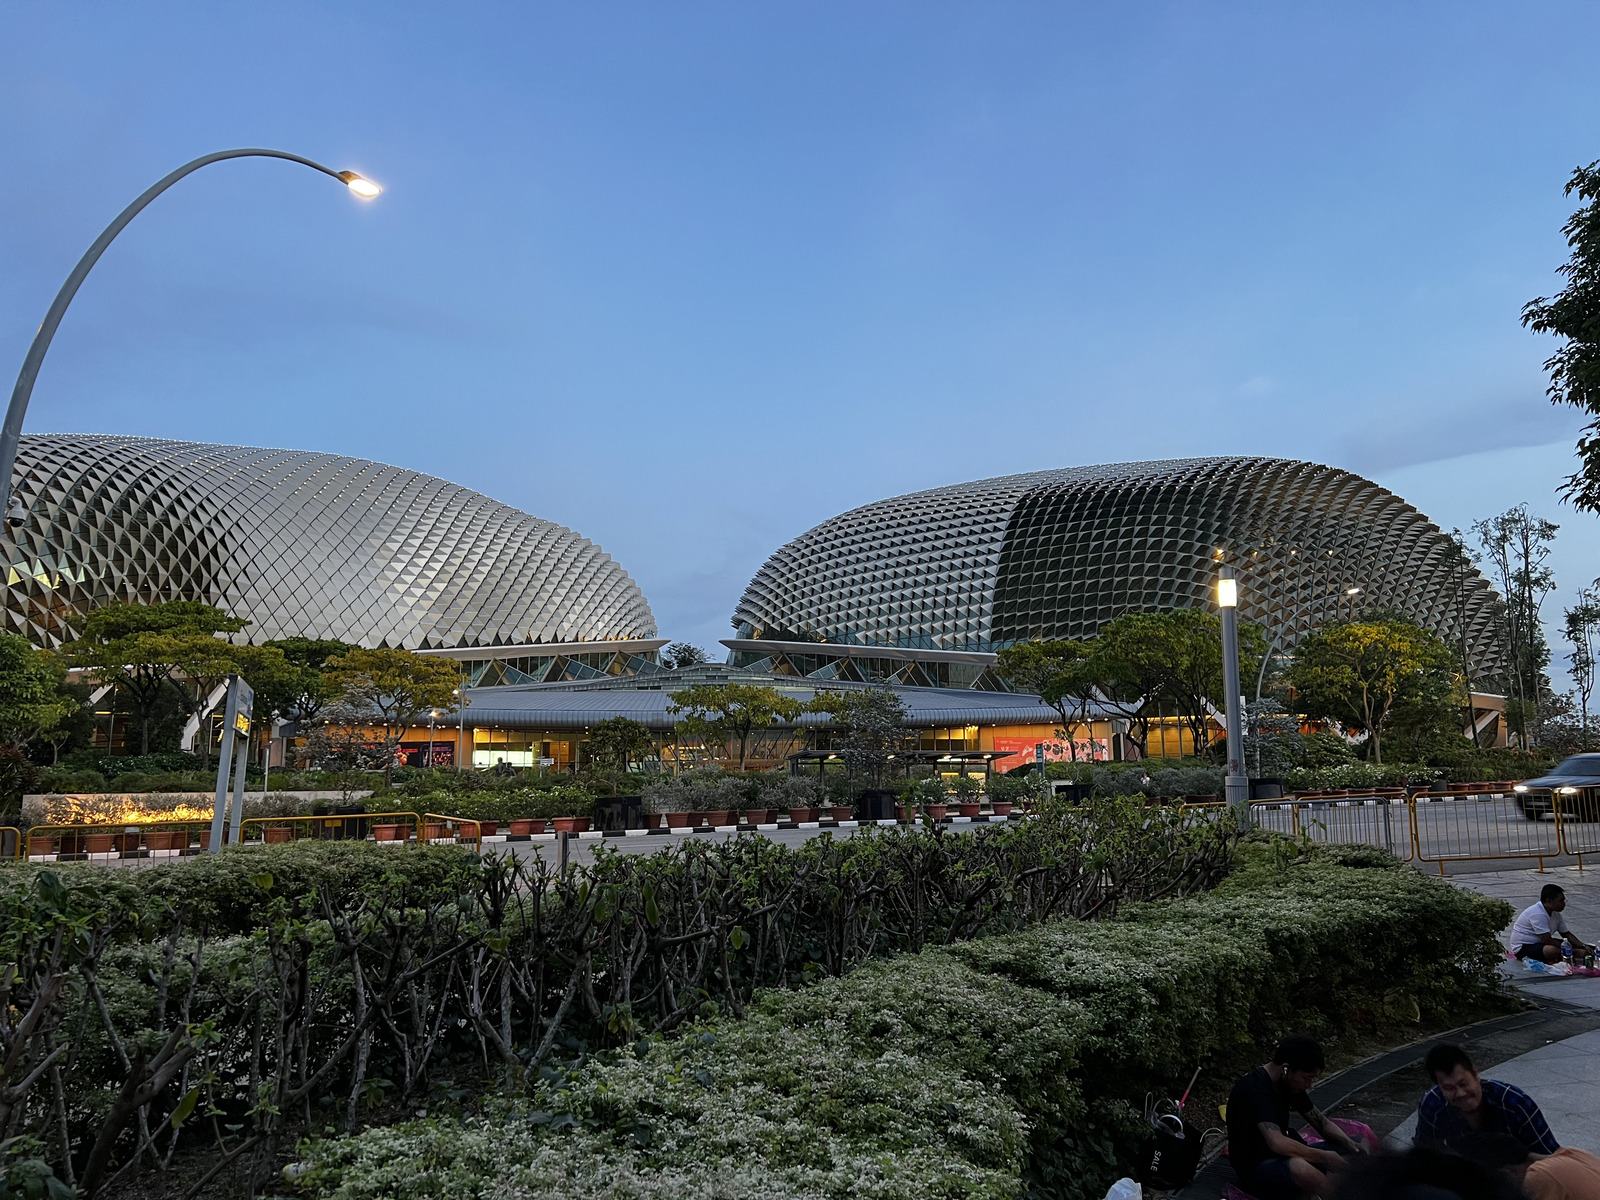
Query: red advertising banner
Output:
[[990, 735, 1108, 774]]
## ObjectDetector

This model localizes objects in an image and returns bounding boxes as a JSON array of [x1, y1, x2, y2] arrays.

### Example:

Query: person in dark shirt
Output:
[[1414, 1045, 1559, 1157], [1228, 1035, 1368, 1200]]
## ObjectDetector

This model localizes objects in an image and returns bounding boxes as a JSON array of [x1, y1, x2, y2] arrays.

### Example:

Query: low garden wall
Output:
[[20, 790, 376, 825]]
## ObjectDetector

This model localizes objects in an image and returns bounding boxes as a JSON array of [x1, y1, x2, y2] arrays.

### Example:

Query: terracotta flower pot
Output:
[[476, 821, 498, 837], [829, 806, 854, 822], [956, 802, 981, 818], [85, 833, 115, 854], [665, 812, 691, 828], [423, 823, 450, 841], [645, 813, 664, 829], [787, 807, 820, 824], [56, 833, 85, 856], [895, 805, 914, 822], [700, 810, 733, 828], [114, 832, 142, 853], [925, 804, 948, 820], [552, 816, 591, 834], [509, 818, 545, 835], [372, 823, 407, 842], [989, 801, 1013, 816], [192, 831, 211, 851], [28, 835, 54, 857], [742, 809, 770, 826], [263, 826, 293, 844]]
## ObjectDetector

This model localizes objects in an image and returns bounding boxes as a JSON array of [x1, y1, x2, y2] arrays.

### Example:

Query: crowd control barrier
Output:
[[1171, 785, 1594, 873]]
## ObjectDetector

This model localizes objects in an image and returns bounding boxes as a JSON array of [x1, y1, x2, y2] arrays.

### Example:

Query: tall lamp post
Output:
[[1217, 565, 1250, 829], [2, 148, 381, 521]]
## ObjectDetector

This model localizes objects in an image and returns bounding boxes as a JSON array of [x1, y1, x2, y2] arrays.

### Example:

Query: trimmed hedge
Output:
[[294, 843, 1514, 1200]]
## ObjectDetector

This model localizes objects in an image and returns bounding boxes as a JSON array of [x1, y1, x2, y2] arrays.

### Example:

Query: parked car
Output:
[[1514, 754, 1600, 821]]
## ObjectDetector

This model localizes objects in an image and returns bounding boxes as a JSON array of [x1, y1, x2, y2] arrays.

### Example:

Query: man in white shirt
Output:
[[1510, 884, 1592, 963]]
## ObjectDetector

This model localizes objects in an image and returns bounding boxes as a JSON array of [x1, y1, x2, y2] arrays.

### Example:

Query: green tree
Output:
[[994, 639, 1103, 761], [258, 638, 356, 724], [1473, 505, 1558, 741], [586, 716, 655, 771], [807, 687, 914, 786], [1288, 619, 1459, 763], [1094, 608, 1265, 758], [65, 601, 247, 754], [667, 683, 803, 770], [1566, 588, 1600, 738], [1523, 160, 1600, 510], [662, 642, 710, 670], [325, 647, 459, 781], [0, 634, 79, 753]]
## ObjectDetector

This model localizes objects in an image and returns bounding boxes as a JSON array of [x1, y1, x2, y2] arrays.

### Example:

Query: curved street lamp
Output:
[[2, 148, 382, 522]]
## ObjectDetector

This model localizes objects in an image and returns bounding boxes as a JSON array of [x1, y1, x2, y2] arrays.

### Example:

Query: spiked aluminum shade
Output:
[[735, 457, 1506, 677], [2, 434, 657, 650]]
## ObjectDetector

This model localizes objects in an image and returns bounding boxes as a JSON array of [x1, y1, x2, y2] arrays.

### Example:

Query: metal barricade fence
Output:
[[240, 811, 421, 845], [23, 819, 215, 860], [1548, 788, 1600, 859], [1, 825, 21, 860], [1250, 795, 1414, 859], [1410, 786, 1563, 874], [422, 813, 483, 852]]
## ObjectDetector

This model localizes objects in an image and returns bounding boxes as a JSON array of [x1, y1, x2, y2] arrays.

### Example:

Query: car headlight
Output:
[[1514, 785, 1529, 792], [1559, 787, 1580, 795]]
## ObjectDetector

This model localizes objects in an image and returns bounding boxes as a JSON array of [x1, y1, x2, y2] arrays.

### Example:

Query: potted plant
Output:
[[741, 807, 770, 826], [143, 828, 181, 851], [27, 833, 53, 857], [84, 832, 115, 854], [423, 820, 450, 841], [552, 815, 591, 833], [263, 825, 293, 844], [952, 774, 982, 818], [372, 822, 408, 842], [508, 818, 546, 836], [828, 803, 853, 822], [700, 809, 733, 828]]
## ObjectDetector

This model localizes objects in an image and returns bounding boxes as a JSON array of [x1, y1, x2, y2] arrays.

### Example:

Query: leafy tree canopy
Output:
[[1288, 619, 1459, 764], [667, 683, 803, 770], [586, 716, 655, 771], [1524, 160, 1600, 511]]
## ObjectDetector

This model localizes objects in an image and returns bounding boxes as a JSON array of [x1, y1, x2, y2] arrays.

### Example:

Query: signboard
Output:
[[991, 735, 1109, 774], [234, 711, 251, 736]]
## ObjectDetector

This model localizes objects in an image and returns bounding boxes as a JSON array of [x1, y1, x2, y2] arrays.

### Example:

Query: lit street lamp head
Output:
[[337, 171, 382, 198], [1217, 577, 1238, 608]]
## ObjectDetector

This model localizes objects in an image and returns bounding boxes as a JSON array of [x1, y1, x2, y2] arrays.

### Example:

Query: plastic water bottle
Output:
[[1564, 944, 1574, 966]]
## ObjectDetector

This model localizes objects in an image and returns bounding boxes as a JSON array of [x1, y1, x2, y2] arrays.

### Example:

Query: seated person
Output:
[[1227, 1035, 1368, 1200], [1465, 1132, 1600, 1200], [1415, 1044, 1558, 1156], [1510, 884, 1592, 964]]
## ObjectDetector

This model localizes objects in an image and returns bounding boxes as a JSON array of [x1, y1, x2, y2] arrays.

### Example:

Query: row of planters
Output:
[[26, 823, 215, 856]]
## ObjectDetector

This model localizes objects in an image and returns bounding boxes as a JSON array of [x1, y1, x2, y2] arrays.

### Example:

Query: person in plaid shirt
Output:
[[1415, 1044, 1559, 1156]]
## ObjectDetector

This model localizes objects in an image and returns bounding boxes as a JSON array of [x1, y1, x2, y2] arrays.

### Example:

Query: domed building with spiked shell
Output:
[[728, 456, 1506, 689], [1, 435, 661, 669]]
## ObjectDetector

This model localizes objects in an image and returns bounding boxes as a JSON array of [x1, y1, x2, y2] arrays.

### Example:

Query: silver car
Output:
[[1514, 754, 1600, 821]]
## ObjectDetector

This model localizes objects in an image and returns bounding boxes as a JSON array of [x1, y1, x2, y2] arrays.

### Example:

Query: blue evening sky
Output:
[[3, 3, 1598, 678]]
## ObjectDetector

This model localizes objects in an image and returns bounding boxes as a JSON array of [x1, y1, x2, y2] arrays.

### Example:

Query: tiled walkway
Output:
[[1384, 866, 1600, 1152]]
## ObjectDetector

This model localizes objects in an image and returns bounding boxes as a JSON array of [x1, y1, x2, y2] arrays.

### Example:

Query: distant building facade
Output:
[[730, 456, 1506, 688], [3, 434, 659, 656]]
